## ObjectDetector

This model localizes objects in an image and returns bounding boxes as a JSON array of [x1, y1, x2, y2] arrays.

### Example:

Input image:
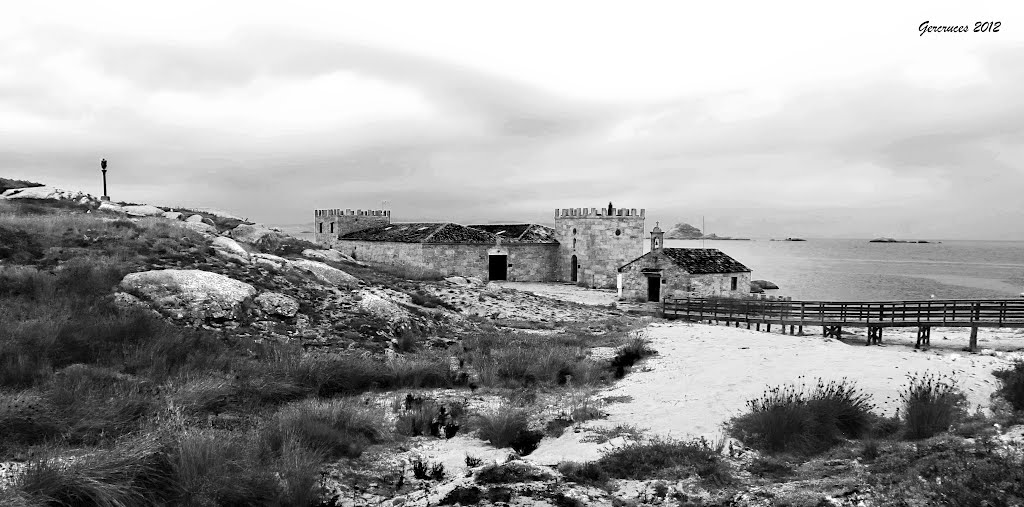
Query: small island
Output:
[[770, 237, 806, 242], [869, 238, 936, 244], [665, 222, 750, 241]]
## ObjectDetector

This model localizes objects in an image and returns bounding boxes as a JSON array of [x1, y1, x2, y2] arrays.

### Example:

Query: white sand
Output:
[[530, 320, 1024, 465]]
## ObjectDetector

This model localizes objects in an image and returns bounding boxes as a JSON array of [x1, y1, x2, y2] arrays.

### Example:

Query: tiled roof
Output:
[[621, 248, 751, 274], [338, 222, 496, 244], [467, 224, 558, 244]]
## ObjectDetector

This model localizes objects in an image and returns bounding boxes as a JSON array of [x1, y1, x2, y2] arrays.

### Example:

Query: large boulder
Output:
[[251, 252, 290, 272], [119, 269, 257, 323], [254, 292, 299, 318], [121, 205, 164, 217], [185, 214, 205, 223], [211, 236, 249, 264], [162, 211, 183, 221], [177, 221, 216, 235], [287, 259, 360, 288], [1, 186, 96, 204], [301, 248, 360, 264], [230, 223, 277, 244], [357, 292, 410, 327]]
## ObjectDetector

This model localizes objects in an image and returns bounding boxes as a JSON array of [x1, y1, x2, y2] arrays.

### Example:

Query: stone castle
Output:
[[313, 204, 645, 289]]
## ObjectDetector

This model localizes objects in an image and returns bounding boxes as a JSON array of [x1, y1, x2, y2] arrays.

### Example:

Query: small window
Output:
[[330, 222, 335, 233], [731, 277, 738, 291], [615, 229, 621, 236], [318, 222, 323, 234], [572, 238, 576, 249], [572, 228, 577, 235]]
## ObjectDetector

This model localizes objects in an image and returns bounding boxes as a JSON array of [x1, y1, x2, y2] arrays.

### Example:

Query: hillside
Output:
[[1, 183, 1023, 506]]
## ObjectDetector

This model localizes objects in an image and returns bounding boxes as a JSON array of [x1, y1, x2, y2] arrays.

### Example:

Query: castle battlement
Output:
[[554, 207, 645, 218], [315, 209, 391, 218]]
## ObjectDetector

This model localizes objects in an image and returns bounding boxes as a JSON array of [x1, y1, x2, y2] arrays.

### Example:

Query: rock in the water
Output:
[[254, 292, 299, 318], [212, 236, 249, 263], [162, 211, 183, 220], [122, 205, 164, 217], [230, 223, 277, 244], [119, 269, 257, 323], [288, 258, 360, 288]]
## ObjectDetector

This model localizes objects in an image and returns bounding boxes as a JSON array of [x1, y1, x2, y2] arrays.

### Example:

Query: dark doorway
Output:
[[488, 255, 508, 281], [647, 276, 661, 302], [570, 255, 578, 282]]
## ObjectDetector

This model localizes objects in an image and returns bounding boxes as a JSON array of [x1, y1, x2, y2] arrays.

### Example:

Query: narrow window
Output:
[[318, 222, 323, 234], [730, 277, 738, 291], [330, 222, 335, 233]]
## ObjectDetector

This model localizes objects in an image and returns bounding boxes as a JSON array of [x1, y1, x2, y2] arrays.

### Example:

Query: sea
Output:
[[665, 239, 1024, 302]]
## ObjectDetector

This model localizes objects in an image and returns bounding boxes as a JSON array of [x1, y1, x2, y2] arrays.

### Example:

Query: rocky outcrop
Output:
[[254, 292, 299, 318], [288, 259, 360, 288], [121, 205, 164, 217], [119, 269, 257, 323], [230, 223, 279, 244], [178, 221, 216, 234], [251, 252, 290, 272], [211, 237, 250, 264], [162, 211, 183, 221], [665, 222, 703, 239], [1, 186, 99, 206], [302, 248, 358, 264], [357, 292, 411, 327]]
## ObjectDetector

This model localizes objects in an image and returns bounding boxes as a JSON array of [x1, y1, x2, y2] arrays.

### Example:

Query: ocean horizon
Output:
[[665, 238, 1024, 302]]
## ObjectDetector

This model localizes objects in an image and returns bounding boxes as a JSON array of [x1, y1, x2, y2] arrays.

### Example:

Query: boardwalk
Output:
[[662, 297, 1024, 349]]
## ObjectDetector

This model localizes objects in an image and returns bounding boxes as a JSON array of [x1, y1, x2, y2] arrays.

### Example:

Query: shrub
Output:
[[728, 377, 876, 454], [265, 397, 390, 459], [993, 359, 1024, 412], [476, 461, 552, 484], [15, 434, 175, 507], [900, 372, 968, 440], [557, 461, 609, 487], [474, 405, 529, 449], [172, 430, 280, 505], [411, 458, 445, 480], [594, 436, 731, 486], [610, 333, 657, 370]]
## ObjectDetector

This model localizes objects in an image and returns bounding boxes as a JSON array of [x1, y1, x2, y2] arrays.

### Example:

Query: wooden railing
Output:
[[662, 297, 1024, 328]]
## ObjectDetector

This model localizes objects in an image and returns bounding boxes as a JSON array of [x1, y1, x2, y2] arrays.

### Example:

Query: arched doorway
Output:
[[570, 255, 578, 282]]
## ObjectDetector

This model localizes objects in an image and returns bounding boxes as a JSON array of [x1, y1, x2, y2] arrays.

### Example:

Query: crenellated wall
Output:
[[553, 206, 646, 288], [313, 208, 391, 245]]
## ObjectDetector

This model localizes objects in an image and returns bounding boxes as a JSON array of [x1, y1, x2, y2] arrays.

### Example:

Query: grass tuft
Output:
[[900, 372, 968, 440]]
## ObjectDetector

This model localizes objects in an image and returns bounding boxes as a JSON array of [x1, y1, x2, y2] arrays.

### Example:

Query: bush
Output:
[[265, 397, 390, 459], [474, 405, 543, 455], [900, 372, 968, 440], [476, 461, 552, 484], [557, 461, 609, 487], [728, 377, 876, 454], [464, 331, 607, 388], [610, 333, 657, 370], [594, 436, 731, 486], [993, 360, 1024, 412], [15, 434, 175, 507]]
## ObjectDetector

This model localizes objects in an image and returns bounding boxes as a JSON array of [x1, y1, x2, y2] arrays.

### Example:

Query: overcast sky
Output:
[[2, 1, 1022, 239]]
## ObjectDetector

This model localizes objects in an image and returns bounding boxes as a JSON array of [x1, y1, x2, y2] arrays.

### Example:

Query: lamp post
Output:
[[100, 159, 110, 201]]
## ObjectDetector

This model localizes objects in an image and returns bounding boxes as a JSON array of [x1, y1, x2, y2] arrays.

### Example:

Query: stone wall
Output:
[[313, 209, 390, 245], [333, 240, 558, 281], [620, 252, 751, 301], [553, 207, 645, 288]]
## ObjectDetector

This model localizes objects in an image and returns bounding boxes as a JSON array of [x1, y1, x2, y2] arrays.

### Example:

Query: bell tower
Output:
[[650, 222, 664, 252]]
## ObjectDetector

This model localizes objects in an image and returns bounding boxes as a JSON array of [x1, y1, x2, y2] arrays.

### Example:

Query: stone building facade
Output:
[[619, 227, 752, 302], [553, 205, 645, 289], [312, 205, 747, 291], [313, 208, 391, 245]]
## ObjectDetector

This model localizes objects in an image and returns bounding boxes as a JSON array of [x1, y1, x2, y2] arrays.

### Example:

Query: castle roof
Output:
[[620, 248, 751, 274], [337, 222, 497, 244], [466, 224, 558, 244]]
